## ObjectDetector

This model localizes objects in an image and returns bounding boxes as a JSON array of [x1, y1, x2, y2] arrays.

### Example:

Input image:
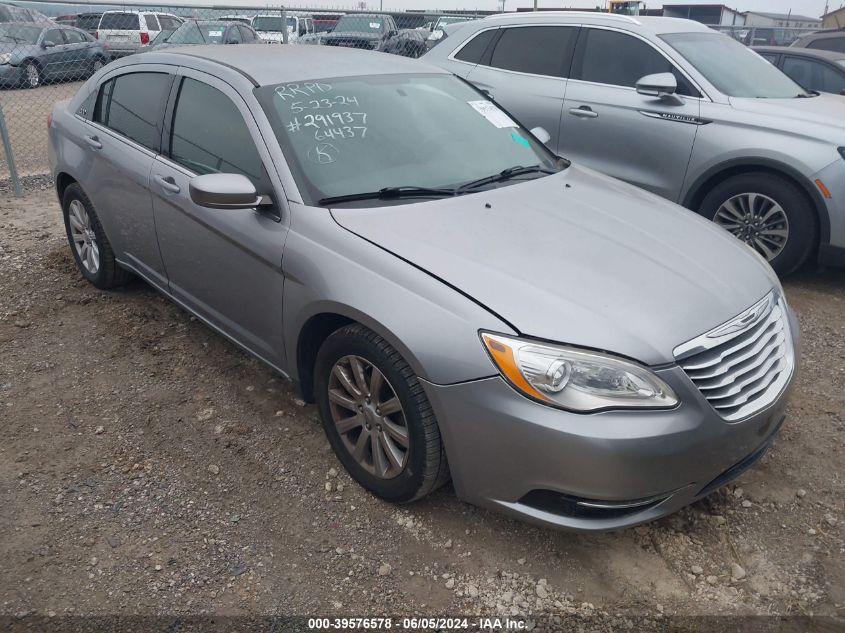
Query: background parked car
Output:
[[96, 10, 183, 58], [427, 15, 473, 44], [251, 12, 313, 44], [322, 14, 397, 50], [791, 29, 845, 54], [218, 14, 253, 25], [425, 12, 845, 275], [71, 12, 103, 37], [150, 19, 259, 50], [384, 28, 428, 58], [0, 22, 108, 88], [754, 46, 845, 96], [0, 1, 51, 24], [313, 13, 343, 33]]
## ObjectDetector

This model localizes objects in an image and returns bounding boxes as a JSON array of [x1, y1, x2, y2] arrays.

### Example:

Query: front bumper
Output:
[[0, 64, 24, 87], [421, 313, 799, 532]]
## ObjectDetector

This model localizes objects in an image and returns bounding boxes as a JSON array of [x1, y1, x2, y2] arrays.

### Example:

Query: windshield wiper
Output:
[[456, 165, 558, 192], [318, 186, 457, 206]]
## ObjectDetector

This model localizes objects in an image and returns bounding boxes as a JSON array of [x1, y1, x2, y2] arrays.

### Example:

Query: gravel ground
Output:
[[0, 186, 843, 632]]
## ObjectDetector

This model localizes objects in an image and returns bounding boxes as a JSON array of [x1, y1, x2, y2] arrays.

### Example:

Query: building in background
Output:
[[661, 4, 745, 25], [822, 7, 845, 28], [743, 11, 822, 29]]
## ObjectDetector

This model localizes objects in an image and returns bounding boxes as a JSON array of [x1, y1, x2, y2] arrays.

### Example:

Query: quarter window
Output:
[[489, 26, 576, 77], [159, 16, 181, 30], [577, 28, 697, 96], [144, 14, 160, 31], [94, 72, 171, 151], [454, 28, 496, 64], [169, 78, 264, 184]]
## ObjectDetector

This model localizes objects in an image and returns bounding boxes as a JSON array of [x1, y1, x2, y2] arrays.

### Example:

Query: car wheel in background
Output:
[[62, 183, 133, 289], [22, 60, 41, 88], [700, 172, 815, 276], [90, 56, 106, 76], [314, 324, 450, 503]]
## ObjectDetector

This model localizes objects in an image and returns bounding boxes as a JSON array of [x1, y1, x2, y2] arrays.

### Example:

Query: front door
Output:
[[151, 70, 289, 368], [466, 24, 578, 153], [560, 27, 703, 202]]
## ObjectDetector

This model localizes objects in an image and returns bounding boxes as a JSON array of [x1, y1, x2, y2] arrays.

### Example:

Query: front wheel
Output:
[[22, 60, 41, 88], [699, 172, 816, 275], [314, 324, 450, 503]]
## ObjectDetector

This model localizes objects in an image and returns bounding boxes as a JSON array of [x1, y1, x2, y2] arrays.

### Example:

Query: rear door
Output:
[[60, 28, 91, 77], [561, 26, 703, 202], [465, 25, 577, 153], [83, 67, 174, 287], [150, 69, 289, 367]]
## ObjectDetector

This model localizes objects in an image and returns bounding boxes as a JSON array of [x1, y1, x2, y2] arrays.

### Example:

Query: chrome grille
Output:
[[674, 292, 794, 422]]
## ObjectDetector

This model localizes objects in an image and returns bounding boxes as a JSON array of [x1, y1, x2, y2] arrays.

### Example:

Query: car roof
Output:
[[754, 45, 845, 61], [478, 11, 711, 35], [146, 44, 448, 86]]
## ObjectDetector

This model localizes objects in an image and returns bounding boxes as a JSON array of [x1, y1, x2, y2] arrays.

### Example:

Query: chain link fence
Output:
[[0, 2, 837, 191], [0, 0, 487, 188]]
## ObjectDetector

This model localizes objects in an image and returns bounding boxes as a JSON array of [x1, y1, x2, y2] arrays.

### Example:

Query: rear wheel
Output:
[[314, 324, 450, 503], [62, 183, 132, 289], [700, 172, 816, 275]]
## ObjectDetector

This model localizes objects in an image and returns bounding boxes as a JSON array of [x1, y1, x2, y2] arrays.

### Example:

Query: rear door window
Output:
[[783, 56, 845, 93], [168, 77, 264, 185], [575, 28, 699, 96], [488, 26, 577, 77], [94, 72, 172, 151], [63, 29, 85, 43], [100, 13, 140, 30], [454, 28, 497, 64], [43, 29, 66, 46]]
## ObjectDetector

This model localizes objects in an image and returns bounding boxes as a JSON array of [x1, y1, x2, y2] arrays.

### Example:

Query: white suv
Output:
[[96, 11, 183, 57], [251, 13, 314, 44]]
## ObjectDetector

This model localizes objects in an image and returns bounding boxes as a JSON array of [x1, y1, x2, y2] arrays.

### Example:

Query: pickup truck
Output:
[[322, 14, 397, 51]]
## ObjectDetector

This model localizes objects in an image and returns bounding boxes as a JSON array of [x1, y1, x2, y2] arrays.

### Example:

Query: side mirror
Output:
[[530, 126, 551, 146], [636, 72, 681, 102], [189, 173, 264, 210]]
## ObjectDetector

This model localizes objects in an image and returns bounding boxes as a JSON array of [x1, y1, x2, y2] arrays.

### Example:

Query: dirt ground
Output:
[[0, 182, 843, 631]]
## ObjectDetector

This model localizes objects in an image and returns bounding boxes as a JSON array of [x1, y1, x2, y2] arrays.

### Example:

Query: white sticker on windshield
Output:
[[468, 100, 516, 129], [369, 22, 381, 28], [208, 29, 224, 36]]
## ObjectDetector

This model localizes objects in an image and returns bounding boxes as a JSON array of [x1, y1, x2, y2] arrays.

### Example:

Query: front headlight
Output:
[[480, 332, 678, 413], [0, 53, 12, 65]]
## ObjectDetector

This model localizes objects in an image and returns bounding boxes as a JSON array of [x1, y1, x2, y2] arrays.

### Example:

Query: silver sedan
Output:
[[48, 45, 798, 531]]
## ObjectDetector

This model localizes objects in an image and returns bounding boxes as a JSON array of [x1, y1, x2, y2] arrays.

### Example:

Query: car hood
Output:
[[730, 92, 845, 131], [330, 165, 776, 365], [0, 41, 32, 56]]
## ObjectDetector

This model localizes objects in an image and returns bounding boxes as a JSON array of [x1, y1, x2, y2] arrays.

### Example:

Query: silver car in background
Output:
[[48, 46, 798, 531], [425, 12, 845, 275]]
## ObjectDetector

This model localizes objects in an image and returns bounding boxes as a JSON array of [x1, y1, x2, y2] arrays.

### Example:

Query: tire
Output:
[[699, 172, 816, 276], [21, 60, 41, 89], [62, 183, 132, 289], [314, 324, 450, 503], [89, 56, 106, 77]]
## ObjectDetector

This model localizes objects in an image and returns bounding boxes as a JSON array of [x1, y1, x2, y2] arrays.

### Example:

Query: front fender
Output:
[[281, 202, 511, 387]]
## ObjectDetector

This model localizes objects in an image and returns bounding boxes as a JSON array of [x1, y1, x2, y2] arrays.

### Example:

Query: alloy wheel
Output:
[[68, 199, 100, 274], [327, 355, 409, 479], [714, 192, 789, 261], [25, 62, 39, 88]]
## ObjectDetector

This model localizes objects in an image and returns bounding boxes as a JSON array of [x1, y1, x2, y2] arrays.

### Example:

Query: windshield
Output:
[[661, 32, 808, 98], [256, 74, 559, 206], [252, 16, 285, 32], [0, 24, 41, 43], [435, 17, 468, 28], [167, 22, 227, 44], [334, 16, 384, 33]]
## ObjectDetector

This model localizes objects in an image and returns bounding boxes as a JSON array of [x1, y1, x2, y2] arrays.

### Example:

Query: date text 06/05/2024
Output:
[[307, 617, 528, 630]]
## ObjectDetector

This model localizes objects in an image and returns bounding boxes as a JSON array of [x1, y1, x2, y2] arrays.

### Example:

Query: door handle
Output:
[[569, 106, 599, 119], [153, 174, 181, 194], [84, 135, 102, 149]]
